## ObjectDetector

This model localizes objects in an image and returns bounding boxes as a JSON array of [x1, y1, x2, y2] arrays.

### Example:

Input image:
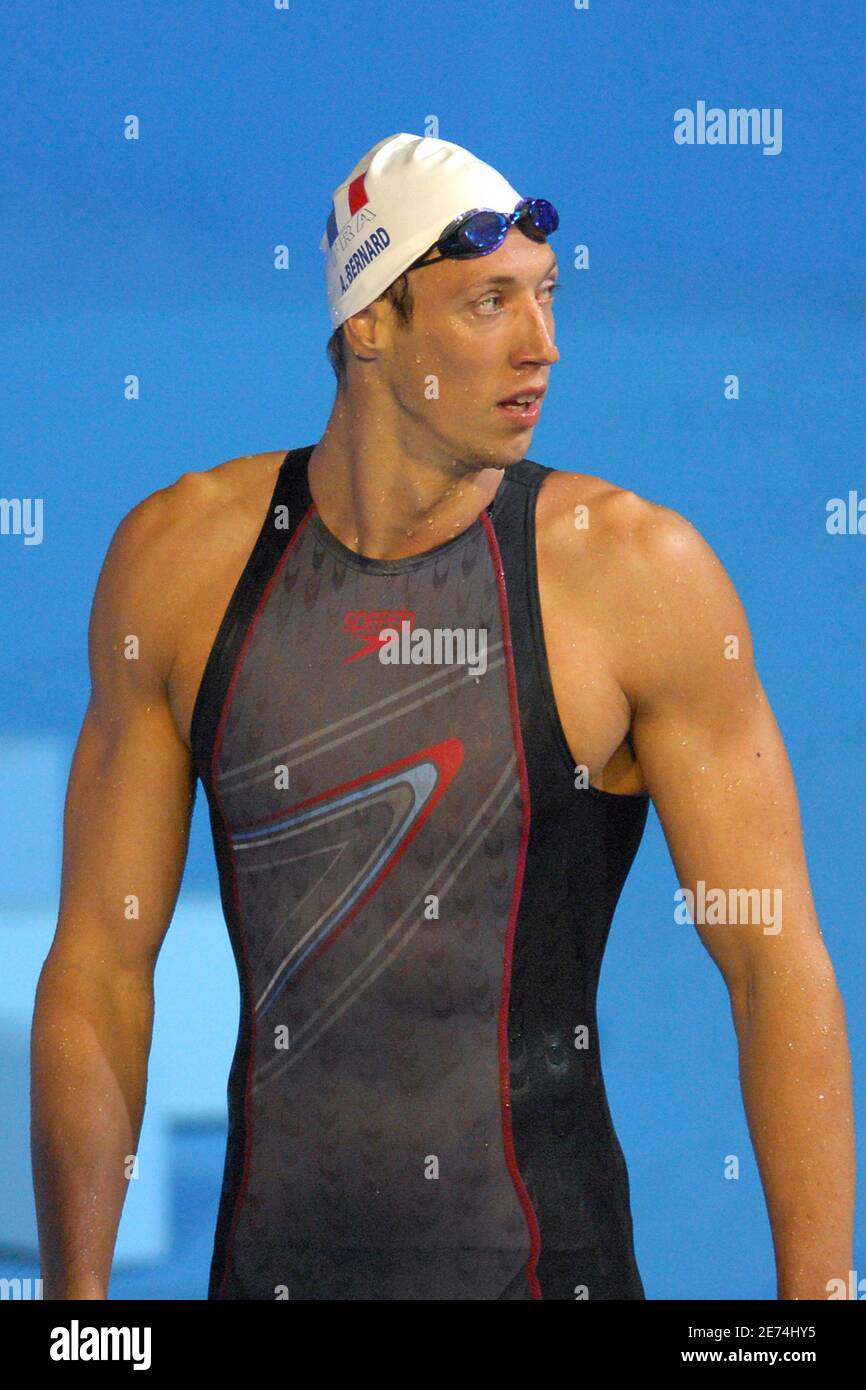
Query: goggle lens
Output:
[[521, 198, 558, 237], [462, 210, 508, 252]]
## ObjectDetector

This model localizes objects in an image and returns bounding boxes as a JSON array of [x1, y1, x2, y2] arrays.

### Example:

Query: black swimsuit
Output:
[[191, 444, 649, 1300]]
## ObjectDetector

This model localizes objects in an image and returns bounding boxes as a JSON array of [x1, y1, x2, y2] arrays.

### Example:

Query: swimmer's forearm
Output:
[[30, 953, 152, 1299], [731, 955, 855, 1300]]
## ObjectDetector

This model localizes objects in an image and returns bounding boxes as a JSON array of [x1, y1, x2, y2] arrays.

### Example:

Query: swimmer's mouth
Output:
[[495, 386, 547, 423]]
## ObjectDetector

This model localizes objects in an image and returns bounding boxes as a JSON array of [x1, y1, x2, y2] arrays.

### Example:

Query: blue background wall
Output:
[[2, 0, 863, 1299]]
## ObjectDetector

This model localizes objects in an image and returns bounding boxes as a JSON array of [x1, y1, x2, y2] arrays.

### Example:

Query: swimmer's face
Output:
[[349, 228, 560, 471]]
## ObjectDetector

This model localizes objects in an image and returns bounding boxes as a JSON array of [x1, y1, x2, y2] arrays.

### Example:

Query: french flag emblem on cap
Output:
[[325, 172, 369, 249]]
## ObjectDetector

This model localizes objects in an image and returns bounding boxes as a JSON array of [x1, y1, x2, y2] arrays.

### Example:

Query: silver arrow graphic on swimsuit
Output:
[[228, 737, 464, 1020]]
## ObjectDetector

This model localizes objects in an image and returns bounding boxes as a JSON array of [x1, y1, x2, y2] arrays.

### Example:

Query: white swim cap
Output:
[[320, 131, 525, 331]]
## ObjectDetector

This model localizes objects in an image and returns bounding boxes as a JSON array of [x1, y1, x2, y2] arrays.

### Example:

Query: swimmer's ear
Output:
[[342, 297, 401, 365]]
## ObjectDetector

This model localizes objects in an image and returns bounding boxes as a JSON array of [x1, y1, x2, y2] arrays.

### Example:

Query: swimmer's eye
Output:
[[476, 283, 561, 313]]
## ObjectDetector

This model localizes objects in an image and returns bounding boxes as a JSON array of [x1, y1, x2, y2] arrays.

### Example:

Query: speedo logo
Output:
[[342, 609, 415, 663], [342, 611, 488, 677]]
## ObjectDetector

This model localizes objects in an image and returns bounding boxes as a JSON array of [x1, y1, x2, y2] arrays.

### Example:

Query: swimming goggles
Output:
[[408, 198, 559, 269]]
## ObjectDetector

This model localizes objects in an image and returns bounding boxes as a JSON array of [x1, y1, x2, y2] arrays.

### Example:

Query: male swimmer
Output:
[[32, 132, 853, 1300]]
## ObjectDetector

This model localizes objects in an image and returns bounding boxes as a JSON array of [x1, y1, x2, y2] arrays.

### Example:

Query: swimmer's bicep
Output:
[[50, 492, 195, 980], [624, 505, 822, 995]]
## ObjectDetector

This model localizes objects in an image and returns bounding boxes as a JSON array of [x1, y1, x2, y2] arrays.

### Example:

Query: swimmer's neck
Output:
[[307, 407, 505, 562]]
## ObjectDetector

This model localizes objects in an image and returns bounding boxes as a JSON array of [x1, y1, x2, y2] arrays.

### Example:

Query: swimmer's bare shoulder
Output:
[[534, 463, 667, 567], [124, 450, 287, 684], [534, 464, 677, 689], [536, 460, 762, 773]]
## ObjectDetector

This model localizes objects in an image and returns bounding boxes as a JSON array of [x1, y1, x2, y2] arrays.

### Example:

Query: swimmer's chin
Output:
[[450, 441, 532, 473]]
